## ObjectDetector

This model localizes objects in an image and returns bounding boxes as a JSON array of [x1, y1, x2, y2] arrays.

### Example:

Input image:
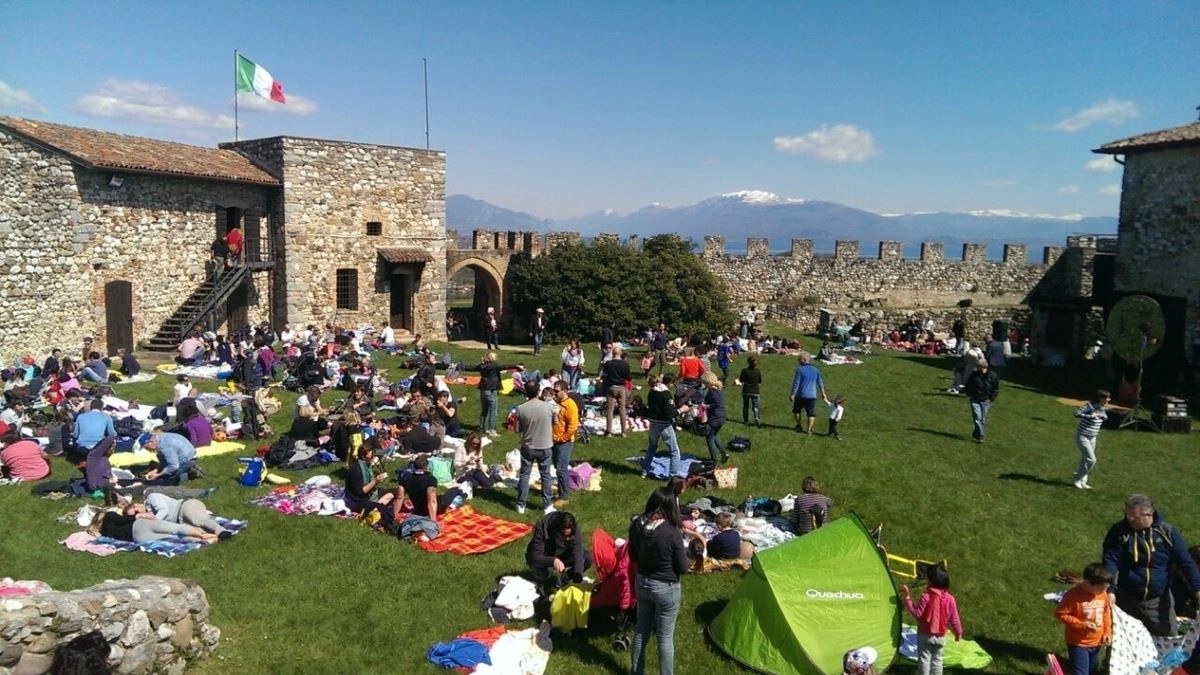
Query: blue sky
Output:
[[2, 1, 1197, 219]]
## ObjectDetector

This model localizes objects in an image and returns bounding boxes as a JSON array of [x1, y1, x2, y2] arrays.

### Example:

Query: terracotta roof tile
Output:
[[1094, 121, 1200, 154], [378, 248, 433, 263], [0, 116, 280, 185]]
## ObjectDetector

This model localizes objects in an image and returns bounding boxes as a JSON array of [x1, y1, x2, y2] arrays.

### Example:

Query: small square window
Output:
[[335, 269, 359, 310], [366, 221, 383, 236]]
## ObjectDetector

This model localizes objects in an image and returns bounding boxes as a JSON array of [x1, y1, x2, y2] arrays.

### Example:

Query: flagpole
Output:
[[423, 57, 430, 150], [234, 49, 240, 142]]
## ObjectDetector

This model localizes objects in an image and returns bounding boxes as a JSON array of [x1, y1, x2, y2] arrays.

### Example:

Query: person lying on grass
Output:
[[87, 500, 220, 544]]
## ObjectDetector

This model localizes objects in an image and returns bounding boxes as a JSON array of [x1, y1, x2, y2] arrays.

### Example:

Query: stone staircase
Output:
[[143, 265, 249, 352]]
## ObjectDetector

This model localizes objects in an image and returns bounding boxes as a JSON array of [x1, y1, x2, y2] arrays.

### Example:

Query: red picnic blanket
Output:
[[418, 505, 533, 555]]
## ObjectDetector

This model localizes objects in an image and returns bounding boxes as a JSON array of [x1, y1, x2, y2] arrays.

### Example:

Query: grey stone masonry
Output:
[[747, 238, 769, 257], [226, 136, 447, 339], [879, 241, 903, 261], [0, 576, 219, 675], [834, 240, 860, 260], [0, 130, 274, 358], [921, 242, 944, 261]]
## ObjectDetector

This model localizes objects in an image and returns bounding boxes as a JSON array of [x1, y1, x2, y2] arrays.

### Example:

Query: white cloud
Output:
[[1058, 185, 1080, 194], [773, 124, 878, 162], [982, 179, 1016, 187], [1098, 184, 1121, 196], [1085, 156, 1120, 173], [1054, 98, 1139, 132], [0, 81, 46, 113], [236, 91, 319, 115], [76, 79, 234, 129]]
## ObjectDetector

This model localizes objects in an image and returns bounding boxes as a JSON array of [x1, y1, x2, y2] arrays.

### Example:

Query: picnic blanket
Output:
[[109, 440, 246, 468], [155, 363, 233, 380], [899, 625, 993, 669], [626, 454, 704, 480], [416, 505, 532, 555], [249, 483, 351, 516], [62, 517, 247, 557], [112, 372, 157, 385]]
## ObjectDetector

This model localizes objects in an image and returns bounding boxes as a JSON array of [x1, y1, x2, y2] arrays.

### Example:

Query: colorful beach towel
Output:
[[109, 440, 246, 467], [64, 517, 247, 557], [249, 483, 351, 517], [417, 505, 532, 555]]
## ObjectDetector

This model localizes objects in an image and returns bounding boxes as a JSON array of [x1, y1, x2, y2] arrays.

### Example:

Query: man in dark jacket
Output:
[[963, 361, 999, 443], [601, 346, 632, 437], [526, 510, 591, 587], [1102, 493, 1200, 636]]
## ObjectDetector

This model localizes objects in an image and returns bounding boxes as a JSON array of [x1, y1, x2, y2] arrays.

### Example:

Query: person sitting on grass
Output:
[[142, 428, 198, 484], [394, 454, 464, 522], [706, 512, 742, 560], [526, 510, 592, 590], [345, 440, 395, 523], [0, 424, 50, 481], [790, 476, 832, 536], [453, 432, 494, 490]]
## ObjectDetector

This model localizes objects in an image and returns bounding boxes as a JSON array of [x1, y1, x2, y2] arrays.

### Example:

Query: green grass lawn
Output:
[[3, 332, 1197, 674]]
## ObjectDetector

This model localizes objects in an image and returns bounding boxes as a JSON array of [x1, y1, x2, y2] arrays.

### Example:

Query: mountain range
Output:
[[447, 191, 1118, 259]]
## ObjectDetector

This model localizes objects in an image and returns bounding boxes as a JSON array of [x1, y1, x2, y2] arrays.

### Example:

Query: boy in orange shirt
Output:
[[1054, 563, 1113, 675]]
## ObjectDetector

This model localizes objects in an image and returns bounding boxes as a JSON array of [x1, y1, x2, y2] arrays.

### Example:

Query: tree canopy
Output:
[[508, 234, 737, 342]]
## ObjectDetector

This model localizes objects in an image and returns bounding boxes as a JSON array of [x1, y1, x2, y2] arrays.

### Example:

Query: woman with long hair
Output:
[[700, 371, 729, 464], [628, 486, 689, 675]]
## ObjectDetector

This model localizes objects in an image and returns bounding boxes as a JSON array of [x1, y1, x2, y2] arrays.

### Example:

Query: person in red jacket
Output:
[[901, 565, 964, 675], [1055, 563, 1113, 675], [225, 224, 244, 265]]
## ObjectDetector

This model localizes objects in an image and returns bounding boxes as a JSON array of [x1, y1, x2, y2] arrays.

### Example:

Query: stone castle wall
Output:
[[0, 131, 274, 359], [229, 137, 447, 338], [0, 576, 219, 675], [1114, 148, 1200, 351]]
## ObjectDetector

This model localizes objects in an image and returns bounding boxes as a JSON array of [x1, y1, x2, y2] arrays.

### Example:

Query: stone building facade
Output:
[[1095, 120, 1200, 391], [224, 136, 446, 336], [0, 117, 445, 359]]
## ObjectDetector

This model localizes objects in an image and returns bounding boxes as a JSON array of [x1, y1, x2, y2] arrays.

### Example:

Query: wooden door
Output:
[[104, 280, 134, 355]]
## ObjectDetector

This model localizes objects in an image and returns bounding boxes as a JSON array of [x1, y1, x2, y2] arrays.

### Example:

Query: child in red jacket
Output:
[[1054, 563, 1113, 675], [902, 565, 963, 675]]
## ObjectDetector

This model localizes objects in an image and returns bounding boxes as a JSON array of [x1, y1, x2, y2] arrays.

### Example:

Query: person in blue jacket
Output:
[[1102, 493, 1200, 636]]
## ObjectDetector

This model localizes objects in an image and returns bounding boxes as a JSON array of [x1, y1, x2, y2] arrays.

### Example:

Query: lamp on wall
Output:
[[108, 174, 125, 188]]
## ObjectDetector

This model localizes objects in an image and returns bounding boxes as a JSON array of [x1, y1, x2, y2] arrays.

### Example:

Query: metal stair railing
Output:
[[170, 263, 250, 343]]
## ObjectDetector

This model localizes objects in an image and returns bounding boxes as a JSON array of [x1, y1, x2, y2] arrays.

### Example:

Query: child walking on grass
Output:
[[1071, 390, 1109, 490], [1054, 563, 1112, 675], [901, 565, 963, 675], [826, 394, 845, 440]]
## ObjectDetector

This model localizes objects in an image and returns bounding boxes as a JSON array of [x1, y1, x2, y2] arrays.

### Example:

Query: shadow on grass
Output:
[[998, 472, 1069, 488], [589, 459, 644, 477], [472, 487, 520, 510], [970, 633, 1049, 667], [552, 631, 627, 673], [907, 357, 1110, 400], [906, 427, 964, 441]]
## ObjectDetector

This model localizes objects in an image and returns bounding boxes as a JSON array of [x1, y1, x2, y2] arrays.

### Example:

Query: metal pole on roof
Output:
[[234, 49, 240, 142], [423, 58, 430, 150]]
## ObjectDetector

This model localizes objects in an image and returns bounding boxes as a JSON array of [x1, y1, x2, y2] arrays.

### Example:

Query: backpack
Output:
[[728, 437, 752, 453], [264, 437, 297, 468]]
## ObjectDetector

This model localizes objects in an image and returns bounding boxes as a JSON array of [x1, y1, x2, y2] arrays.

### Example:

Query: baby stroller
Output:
[[589, 528, 637, 651]]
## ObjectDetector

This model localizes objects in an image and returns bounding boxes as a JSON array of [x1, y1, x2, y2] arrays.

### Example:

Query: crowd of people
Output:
[[2, 302, 1198, 675]]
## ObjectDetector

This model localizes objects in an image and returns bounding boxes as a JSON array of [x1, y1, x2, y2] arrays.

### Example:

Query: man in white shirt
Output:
[[380, 322, 396, 349], [742, 306, 757, 339]]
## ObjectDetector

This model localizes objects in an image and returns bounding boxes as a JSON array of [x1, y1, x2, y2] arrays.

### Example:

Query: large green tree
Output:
[[508, 234, 737, 342]]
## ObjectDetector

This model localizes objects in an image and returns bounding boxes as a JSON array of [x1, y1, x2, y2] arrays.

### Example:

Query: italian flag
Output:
[[236, 54, 286, 104]]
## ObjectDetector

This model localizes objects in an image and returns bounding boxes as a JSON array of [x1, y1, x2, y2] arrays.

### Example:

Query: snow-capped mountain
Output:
[[447, 192, 1117, 258]]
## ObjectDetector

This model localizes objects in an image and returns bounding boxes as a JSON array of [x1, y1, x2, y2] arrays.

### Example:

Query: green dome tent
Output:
[[709, 515, 902, 675]]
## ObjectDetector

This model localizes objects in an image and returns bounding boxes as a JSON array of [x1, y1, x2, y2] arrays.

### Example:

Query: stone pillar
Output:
[[962, 243, 987, 263], [594, 232, 620, 246], [834, 240, 860, 260], [791, 238, 814, 262], [1066, 235, 1100, 249], [1043, 246, 1064, 266], [878, 241, 902, 261], [472, 229, 494, 250], [703, 236, 726, 256], [522, 231, 542, 256], [747, 237, 769, 257], [1003, 243, 1027, 265], [546, 232, 582, 248], [920, 242, 944, 261], [446, 229, 459, 247], [627, 234, 640, 252]]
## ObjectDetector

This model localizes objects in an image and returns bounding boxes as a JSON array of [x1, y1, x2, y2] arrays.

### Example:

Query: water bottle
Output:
[[743, 495, 754, 518]]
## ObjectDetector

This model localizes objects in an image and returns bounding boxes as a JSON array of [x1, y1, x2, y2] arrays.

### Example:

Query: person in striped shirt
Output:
[[790, 476, 832, 536], [1071, 389, 1110, 490]]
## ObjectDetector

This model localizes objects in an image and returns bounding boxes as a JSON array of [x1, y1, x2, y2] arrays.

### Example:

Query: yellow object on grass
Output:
[[109, 440, 246, 468], [500, 377, 515, 395], [550, 584, 592, 632]]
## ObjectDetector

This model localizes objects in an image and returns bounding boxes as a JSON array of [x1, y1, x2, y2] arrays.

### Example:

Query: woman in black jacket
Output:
[[628, 486, 689, 675], [737, 355, 763, 427], [525, 510, 591, 588]]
